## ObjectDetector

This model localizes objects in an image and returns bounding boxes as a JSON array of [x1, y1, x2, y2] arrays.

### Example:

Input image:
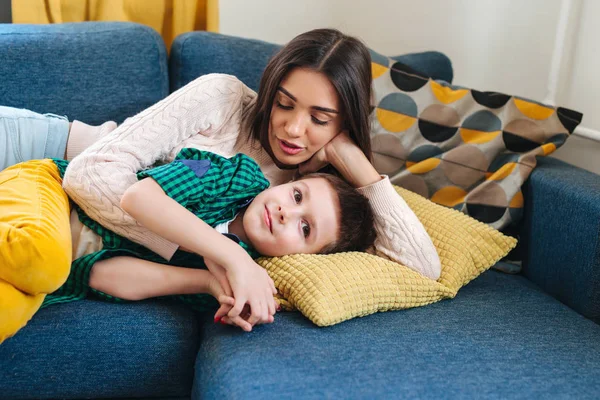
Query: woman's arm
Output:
[[62, 74, 249, 260], [302, 132, 441, 280], [357, 177, 441, 280]]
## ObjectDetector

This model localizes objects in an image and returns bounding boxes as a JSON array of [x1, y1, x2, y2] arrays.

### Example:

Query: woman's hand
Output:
[[206, 278, 238, 326], [298, 131, 381, 188], [203, 264, 265, 332], [205, 258, 258, 332], [204, 258, 233, 298], [203, 269, 259, 332], [297, 131, 349, 175], [221, 252, 278, 331], [215, 301, 277, 332], [298, 142, 329, 176], [206, 256, 278, 332]]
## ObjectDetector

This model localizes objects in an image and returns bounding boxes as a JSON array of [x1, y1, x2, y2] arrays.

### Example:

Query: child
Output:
[[42, 147, 376, 332]]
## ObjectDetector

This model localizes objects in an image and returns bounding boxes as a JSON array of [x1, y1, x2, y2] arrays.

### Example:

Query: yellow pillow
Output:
[[257, 186, 517, 327]]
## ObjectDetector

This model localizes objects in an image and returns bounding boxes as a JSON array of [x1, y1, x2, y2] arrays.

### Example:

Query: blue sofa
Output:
[[1, 22, 599, 400]]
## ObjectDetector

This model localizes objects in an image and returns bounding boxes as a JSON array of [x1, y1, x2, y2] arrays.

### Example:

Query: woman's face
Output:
[[268, 67, 343, 166]]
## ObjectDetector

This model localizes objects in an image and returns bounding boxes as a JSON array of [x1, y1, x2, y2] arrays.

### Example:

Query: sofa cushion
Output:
[[0, 22, 169, 124], [168, 31, 454, 93], [0, 299, 201, 399], [193, 267, 600, 399], [260, 185, 516, 327]]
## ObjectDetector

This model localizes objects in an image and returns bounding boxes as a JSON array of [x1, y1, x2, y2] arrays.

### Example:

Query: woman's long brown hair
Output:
[[244, 28, 373, 164]]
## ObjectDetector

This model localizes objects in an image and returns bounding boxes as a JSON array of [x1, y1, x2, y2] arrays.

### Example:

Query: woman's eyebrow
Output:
[[277, 86, 339, 114], [277, 86, 297, 101]]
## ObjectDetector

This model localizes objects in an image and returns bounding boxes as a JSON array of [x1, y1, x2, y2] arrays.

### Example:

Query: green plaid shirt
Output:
[[43, 149, 270, 311]]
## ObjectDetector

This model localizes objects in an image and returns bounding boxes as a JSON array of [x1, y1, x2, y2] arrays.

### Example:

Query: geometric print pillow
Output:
[[369, 49, 583, 230]]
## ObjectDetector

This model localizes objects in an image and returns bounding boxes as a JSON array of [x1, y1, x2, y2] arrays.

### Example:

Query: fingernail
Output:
[[219, 319, 227, 325], [214, 316, 222, 323]]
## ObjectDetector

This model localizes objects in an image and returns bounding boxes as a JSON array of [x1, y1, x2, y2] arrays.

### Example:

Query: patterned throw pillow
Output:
[[369, 49, 583, 230], [258, 186, 517, 327]]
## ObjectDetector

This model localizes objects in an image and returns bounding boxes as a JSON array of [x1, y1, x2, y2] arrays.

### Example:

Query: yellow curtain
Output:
[[11, 0, 219, 50]]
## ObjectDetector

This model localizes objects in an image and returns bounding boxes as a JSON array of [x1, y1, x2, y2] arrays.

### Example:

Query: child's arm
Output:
[[120, 177, 277, 328], [89, 256, 262, 332], [121, 177, 248, 269]]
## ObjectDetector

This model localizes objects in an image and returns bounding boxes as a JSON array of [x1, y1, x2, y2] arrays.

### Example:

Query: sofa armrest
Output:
[[521, 156, 600, 323]]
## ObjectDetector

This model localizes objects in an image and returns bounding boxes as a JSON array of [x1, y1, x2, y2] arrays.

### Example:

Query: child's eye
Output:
[[294, 188, 302, 204], [311, 116, 329, 126], [276, 101, 293, 110], [301, 221, 311, 238]]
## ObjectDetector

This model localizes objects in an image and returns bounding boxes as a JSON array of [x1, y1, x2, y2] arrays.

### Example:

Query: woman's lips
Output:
[[278, 139, 304, 155], [264, 206, 272, 233]]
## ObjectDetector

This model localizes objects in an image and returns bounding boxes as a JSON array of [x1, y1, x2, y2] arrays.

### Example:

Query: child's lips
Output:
[[264, 206, 272, 233]]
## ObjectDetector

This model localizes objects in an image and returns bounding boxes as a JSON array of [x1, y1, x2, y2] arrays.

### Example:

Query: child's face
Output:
[[243, 177, 339, 256]]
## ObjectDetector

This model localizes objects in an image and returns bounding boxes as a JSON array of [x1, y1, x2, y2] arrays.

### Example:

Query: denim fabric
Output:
[[193, 270, 600, 400], [0, 299, 202, 399], [0, 106, 69, 170], [0, 22, 168, 124], [169, 32, 454, 93], [521, 156, 600, 324]]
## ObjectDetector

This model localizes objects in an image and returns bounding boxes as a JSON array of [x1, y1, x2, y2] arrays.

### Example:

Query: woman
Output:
[[1, 28, 441, 332]]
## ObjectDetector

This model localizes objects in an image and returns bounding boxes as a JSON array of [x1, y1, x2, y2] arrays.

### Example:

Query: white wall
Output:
[[221, 0, 600, 174], [552, 0, 600, 173]]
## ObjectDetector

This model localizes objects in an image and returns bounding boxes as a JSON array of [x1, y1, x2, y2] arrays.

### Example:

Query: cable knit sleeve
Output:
[[358, 176, 441, 280], [62, 74, 247, 260]]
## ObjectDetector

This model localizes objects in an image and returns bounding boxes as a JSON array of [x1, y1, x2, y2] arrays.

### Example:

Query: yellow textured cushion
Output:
[[257, 186, 517, 327]]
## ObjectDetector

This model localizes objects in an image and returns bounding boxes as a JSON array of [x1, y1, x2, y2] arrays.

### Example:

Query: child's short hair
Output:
[[298, 173, 376, 254]]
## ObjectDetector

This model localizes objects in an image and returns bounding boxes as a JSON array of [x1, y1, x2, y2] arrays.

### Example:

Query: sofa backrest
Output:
[[0, 22, 168, 124], [168, 31, 454, 95], [169, 31, 281, 93]]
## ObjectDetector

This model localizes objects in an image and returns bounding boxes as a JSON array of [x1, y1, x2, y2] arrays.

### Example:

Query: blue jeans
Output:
[[0, 106, 70, 171]]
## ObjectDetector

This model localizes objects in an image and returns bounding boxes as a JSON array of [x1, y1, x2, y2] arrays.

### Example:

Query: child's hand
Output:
[[205, 260, 275, 332], [206, 273, 254, 331], [205, 258, 254, 332], [224, 253, 278, 331], [215, 301, 277, 332]]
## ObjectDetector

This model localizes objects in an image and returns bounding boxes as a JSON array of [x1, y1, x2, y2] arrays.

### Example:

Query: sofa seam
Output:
[[146, 26, 169, 98]]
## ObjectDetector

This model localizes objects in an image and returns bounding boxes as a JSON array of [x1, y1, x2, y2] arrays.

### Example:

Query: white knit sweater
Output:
[[63, 74, 441, 280]]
